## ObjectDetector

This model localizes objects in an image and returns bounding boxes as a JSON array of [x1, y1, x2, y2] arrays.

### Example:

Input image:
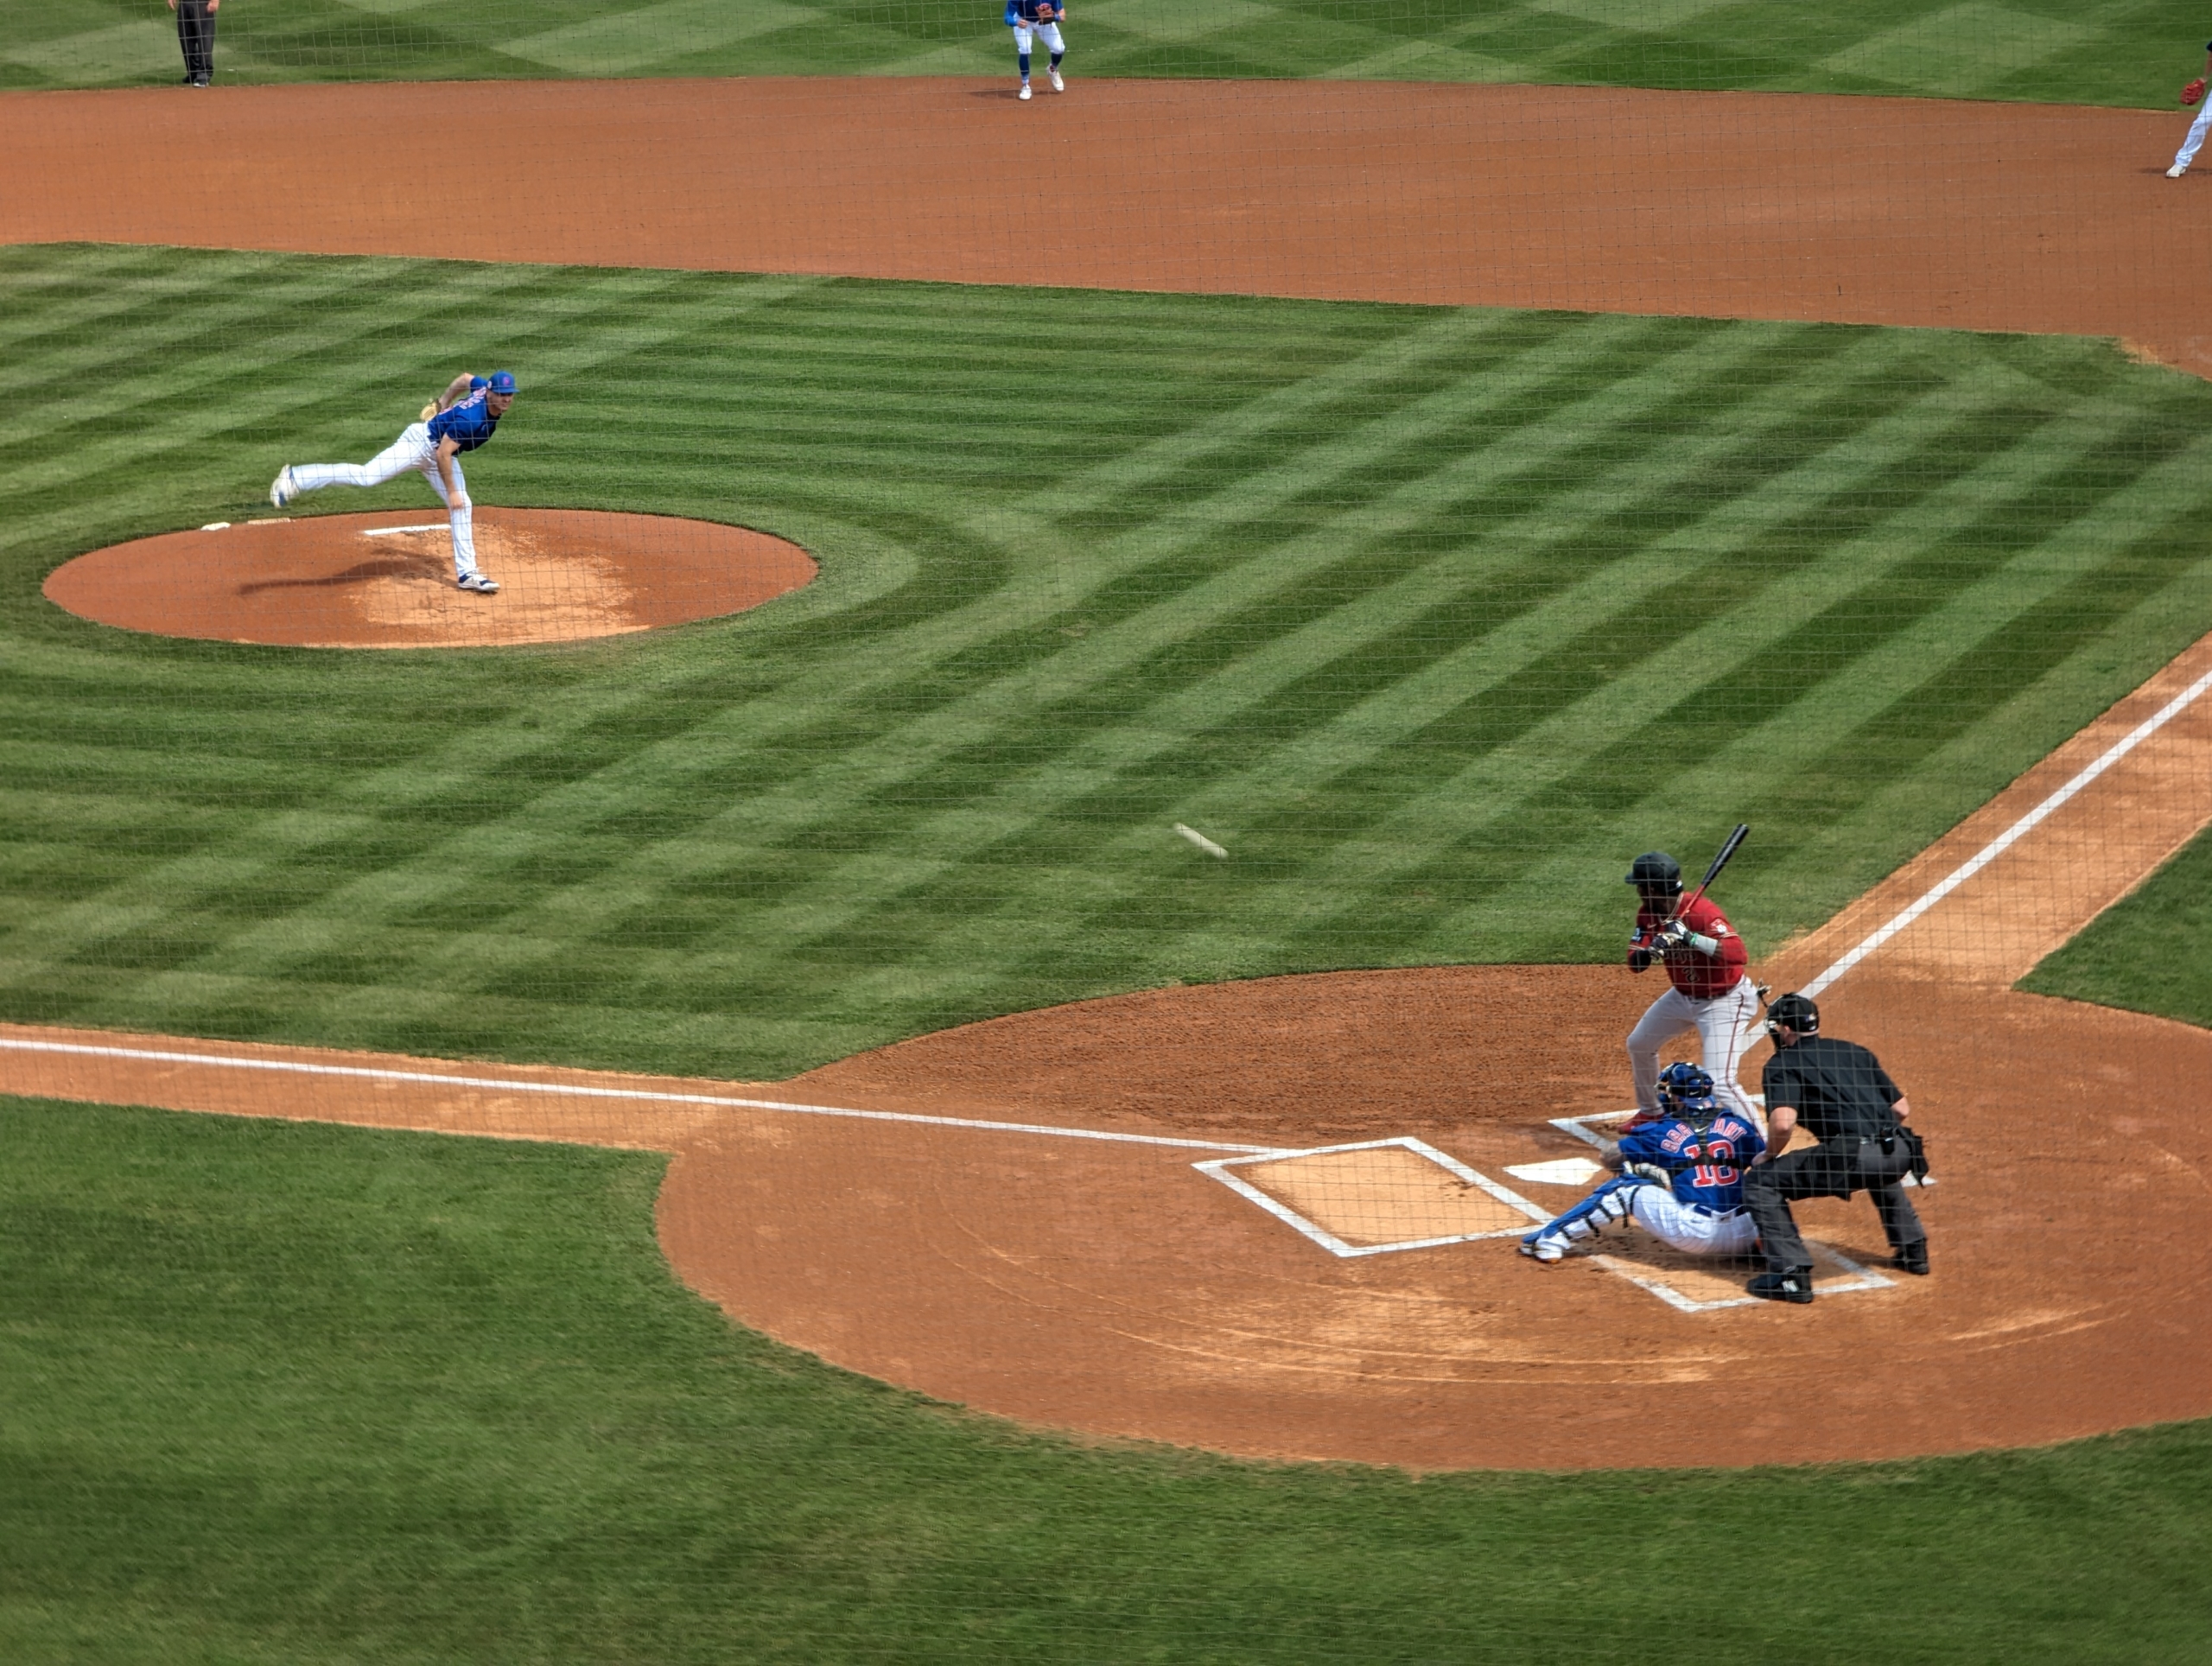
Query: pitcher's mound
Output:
[[44, 510, 817, 648]]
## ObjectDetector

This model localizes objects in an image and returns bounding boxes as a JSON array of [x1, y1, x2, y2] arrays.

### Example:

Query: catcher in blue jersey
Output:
[[1005, 0, 1067, 100], [1521, 1063, 1766, 1263]]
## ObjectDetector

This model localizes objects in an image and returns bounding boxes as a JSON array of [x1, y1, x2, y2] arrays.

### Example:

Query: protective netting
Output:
[[6, 6, 2212, 1657]]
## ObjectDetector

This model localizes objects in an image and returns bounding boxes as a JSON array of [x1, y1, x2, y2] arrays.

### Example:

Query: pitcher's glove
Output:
[[2184, 77, 2205, 105], [421, 401, 441, 422], [1035, 3, 1058, 18]]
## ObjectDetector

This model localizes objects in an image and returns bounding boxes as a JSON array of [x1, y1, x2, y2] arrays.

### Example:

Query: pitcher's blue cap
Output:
[[488, 370, 518, 395]]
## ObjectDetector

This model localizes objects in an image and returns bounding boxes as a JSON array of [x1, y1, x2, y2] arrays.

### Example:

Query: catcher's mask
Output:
[[1656, 1061, 1714, 1103]]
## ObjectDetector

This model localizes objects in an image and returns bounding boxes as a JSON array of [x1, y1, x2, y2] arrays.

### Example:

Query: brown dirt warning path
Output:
[[4, 630, 2209, 1469], [42, 510, 816, 648], [5, 78, 2212, 374]]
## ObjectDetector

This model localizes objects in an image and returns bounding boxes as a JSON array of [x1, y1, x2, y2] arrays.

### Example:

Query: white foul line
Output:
[[1804, 663, 2212, 999], [0, 1037, 1276, 1156]]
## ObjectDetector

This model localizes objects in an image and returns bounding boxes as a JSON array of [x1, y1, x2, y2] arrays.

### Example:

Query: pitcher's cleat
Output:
[[456, 571, 500, 594], [1019, 82, 1032, 99], [1050, 67, 1064, 92], [269, 466, 297, 509]]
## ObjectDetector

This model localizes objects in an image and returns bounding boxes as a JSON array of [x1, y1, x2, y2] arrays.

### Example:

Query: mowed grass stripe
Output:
[[158, 313, 1668, 1000], [89, 311, 1528, 982], [1454, 403, 2212, 949], [6, 249, 2212, 1071], [723, 325, 1881, 973], [929, 351, 2068, 986]]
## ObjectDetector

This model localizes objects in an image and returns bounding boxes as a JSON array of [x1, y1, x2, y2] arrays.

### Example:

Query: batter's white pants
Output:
[[2178, 101, 2212, 170], [1627, 1186, 1759, 1256], [289, 423, 481, 579], [1013, 20, 1065, 56], [1626, 978, 1761, 1123]]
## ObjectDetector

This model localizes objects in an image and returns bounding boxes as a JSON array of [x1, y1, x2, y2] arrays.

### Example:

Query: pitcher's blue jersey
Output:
[[1618, 1111, 1764, 1213], [428, 390, 501, 455], [1006, 0, 1057, 21]]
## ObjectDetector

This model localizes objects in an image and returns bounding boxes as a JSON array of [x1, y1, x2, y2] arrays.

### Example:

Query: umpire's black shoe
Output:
[[1747, 1268, 1815, 1304], [1891, 1241, 1930, 1276]]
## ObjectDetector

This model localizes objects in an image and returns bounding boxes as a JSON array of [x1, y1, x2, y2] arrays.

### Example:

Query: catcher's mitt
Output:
[[2184, 77, 2205, 105]]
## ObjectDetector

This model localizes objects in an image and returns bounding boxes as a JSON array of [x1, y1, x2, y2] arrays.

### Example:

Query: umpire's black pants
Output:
[[1744, 1131, 1923, 1272], [176, 0, 216, 83]]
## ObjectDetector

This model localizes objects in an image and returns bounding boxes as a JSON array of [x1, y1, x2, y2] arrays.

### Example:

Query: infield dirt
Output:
[[9, 77, 2212, 376]]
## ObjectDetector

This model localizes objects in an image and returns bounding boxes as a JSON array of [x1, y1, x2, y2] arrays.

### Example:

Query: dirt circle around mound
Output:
[[42, 509, 817, 648]]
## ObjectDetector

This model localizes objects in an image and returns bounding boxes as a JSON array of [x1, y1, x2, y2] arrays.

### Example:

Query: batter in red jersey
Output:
[[1622, 850, 1760, 1126]]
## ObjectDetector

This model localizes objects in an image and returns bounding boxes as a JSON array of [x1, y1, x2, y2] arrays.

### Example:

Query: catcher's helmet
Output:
[[1766, 992, 1819, 1034], [1625, 851, 1681, 891], [1656, 1061, 1715, 1103]]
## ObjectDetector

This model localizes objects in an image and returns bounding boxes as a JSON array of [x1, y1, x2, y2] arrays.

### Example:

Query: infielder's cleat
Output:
[[269, 466, 296, 509], [1049, 67, 1065, 92], [1519, 1234, 1569, 1263], [456, 572, 500, 594], [1019, 82, 1032, 99], [1746, 1267, 1815, 1304], [2169, 164, 2190, 178], [1891, 1241, 1929, 1276]]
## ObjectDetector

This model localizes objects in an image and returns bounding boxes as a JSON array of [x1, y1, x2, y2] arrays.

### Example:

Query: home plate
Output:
[[1505, 1157, 1605, 1186]]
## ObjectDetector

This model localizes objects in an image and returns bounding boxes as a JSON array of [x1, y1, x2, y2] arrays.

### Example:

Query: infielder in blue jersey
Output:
[[1521, 1063, 1766, 1263], [1006, 0, 1066, 101], [270, 370, 518, 595]]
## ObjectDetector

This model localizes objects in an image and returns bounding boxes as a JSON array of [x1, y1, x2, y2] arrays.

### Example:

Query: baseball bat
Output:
[[1668, 822, 1750, 925]]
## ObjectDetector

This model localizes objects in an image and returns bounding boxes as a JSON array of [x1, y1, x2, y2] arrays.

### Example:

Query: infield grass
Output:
[[6, 0, 2202, 106], [2024, 821, 2212, 1025], [4, 1094, 2210, 1663], [5, 244, 2212, 1077]]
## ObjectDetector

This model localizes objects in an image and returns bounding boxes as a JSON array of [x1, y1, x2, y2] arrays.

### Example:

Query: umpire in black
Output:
[[1741, 992, 1929, 1304]]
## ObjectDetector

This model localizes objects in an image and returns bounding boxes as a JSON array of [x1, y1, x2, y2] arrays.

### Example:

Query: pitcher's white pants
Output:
[[289, 423, 480, 579], [2178, 101, 2212, 171], [1626, 978, 1761, 1122], [1628, 1186, 1759, 1256]]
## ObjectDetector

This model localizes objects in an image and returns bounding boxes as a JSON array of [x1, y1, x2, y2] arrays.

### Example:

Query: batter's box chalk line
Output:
[[1590, 1243, 1894, 1314], [1194, 1136, 1549, 1258], [1549, 1108, 1936, 1186], [1199, 1132, 1903, 1313]]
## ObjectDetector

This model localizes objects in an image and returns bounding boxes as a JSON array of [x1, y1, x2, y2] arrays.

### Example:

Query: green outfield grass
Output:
[[2024, 822, 2212, 1026], [4, 0, 2202, 106], [5, 243, 2212, 1078], [4, 1093, 2209, 1663]]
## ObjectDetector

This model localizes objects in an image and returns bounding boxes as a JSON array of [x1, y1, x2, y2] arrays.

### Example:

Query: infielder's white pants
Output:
[[1013, 20, 1065, 55], [289, 423, 480, 579], [1627, 1186, 1759, 1256], [2178, 102, 2212, 170], [1626, 979, 1761, 1123]]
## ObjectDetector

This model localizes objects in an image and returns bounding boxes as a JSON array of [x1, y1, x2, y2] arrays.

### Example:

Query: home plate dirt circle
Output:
[[42, 509, 817, 648]]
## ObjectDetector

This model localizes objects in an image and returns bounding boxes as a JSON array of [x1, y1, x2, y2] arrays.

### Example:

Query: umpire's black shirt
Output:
[[1759, 1036, 1903, 1143]]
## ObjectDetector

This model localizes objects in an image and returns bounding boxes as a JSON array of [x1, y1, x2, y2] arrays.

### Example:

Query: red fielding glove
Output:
[[2183, 77, 2206, 106]]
